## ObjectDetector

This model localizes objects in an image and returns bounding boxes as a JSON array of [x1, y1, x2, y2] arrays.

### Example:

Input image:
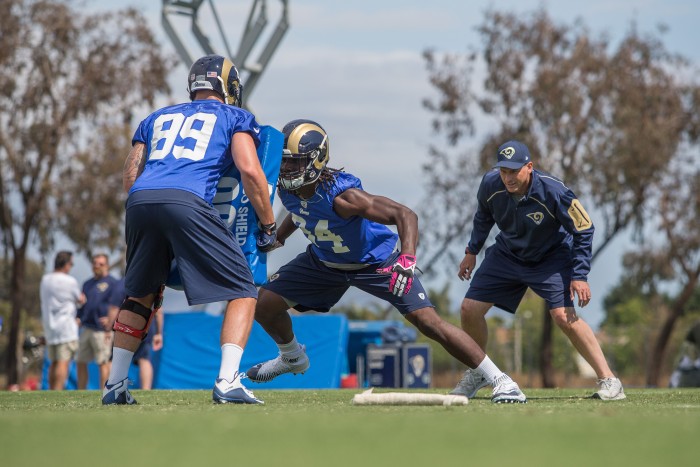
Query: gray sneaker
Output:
[[491, 375, 527, 404], [246, 344, 310, 383], [592, 377, 626, 401], [450, 369, 489, 398]]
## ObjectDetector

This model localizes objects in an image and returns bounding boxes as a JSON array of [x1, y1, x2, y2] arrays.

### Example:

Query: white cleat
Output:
[[491, 374, 527, 404], [212, 372, 264, 405], [592, 377, 626, 401], [246, 344, 310, 383], [450, 369, 490, 398]]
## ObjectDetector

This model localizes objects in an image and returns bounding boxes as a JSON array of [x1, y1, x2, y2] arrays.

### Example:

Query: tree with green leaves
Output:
[[609, 169, 700, 386], [601, 247, 700, 385], [420, 8, 700, 386], [0, 0, 173, 387]]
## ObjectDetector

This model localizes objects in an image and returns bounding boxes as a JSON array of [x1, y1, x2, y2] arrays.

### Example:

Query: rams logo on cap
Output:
[[500, 147, 516, 159]]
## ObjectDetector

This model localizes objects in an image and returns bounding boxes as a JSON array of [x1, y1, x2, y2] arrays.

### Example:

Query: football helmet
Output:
[[279, 119, 330, 190], [187, 54, 243, 107]]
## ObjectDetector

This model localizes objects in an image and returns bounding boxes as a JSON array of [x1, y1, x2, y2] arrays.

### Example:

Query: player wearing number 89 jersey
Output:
[[245, 119, 526, 404], [103, 55, 276, 406], [129, 100, 260, 203]]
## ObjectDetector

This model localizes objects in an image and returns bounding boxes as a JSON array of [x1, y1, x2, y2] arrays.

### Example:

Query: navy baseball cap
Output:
[[495, 140, 531, 169]]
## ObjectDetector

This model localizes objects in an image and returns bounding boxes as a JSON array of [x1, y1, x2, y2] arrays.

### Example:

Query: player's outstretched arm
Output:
[[333, 188, 418, 254], [336, 189, 420, 297]]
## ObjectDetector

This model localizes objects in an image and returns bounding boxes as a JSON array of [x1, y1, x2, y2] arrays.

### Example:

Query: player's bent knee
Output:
[[256, 289, 292, 315], [113, 299, 155, 340], [407, 309, 445, 340]]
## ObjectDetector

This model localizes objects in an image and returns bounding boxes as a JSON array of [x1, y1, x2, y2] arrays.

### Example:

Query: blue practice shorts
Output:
[[124, 190, 257, 306], [262, 247, 434, 315], [132, 339, 152, 363], [465, 245, 575, 313]]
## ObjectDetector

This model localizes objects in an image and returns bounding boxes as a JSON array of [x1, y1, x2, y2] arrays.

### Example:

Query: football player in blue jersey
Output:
[[102, 55, 277, 405], [245, 119, 526, 403], [451, 140, 625, 401]]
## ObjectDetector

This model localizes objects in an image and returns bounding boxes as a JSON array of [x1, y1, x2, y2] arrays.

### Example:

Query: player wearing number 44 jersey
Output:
[[452, 140, 625, 401], [245, 119, 526, 403], [102, 54, 277, 406]]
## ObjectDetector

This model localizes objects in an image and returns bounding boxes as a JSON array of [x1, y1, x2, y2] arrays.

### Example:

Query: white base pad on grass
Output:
[[351, 388, 469, 406]]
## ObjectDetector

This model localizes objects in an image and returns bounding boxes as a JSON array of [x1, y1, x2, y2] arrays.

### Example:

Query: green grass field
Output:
[[1, 388, 699, 467]]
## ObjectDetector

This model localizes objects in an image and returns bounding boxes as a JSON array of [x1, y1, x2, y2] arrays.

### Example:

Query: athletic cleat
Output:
[[450, 369, 490, 398], [246, 344, 310, 383], [102, 378, 136, 405], [491, 374, 527, 404], [592, 377, 626, 401], [212, 372, 264, 405]]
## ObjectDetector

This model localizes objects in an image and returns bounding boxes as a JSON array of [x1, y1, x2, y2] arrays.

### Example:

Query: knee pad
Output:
[[113, 299, 155, 340]]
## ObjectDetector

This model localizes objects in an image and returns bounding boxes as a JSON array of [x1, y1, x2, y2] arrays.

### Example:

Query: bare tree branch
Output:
[[0, 0, 175, 387]]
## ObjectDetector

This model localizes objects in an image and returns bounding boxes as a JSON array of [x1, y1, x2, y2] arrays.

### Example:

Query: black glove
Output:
[[256, 221, 278, 252]]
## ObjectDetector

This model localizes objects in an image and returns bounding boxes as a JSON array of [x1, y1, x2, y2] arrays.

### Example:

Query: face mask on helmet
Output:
[[279, 121, 329, 191], [187, 55, 243, 107]]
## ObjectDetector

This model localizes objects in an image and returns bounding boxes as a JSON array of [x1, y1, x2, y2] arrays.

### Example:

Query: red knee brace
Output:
[[113, 299, 154, 340]]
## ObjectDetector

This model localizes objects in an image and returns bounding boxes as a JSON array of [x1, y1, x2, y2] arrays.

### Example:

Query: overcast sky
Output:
[[70, 0, 699, 328]]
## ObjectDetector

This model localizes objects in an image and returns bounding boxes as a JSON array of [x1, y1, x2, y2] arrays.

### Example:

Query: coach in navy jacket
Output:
[[450, 140, 626, 402], [468, 166, 593, 282]]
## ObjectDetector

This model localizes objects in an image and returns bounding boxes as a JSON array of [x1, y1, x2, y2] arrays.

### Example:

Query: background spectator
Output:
[[76, 253, 118, 389], [40, 251, 86, 390]]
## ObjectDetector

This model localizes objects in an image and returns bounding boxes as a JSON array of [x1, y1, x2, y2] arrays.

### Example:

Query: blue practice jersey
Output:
[[130, 100, 261, 204], [279, 172, 397, 266], [467, 169, 594, 280]]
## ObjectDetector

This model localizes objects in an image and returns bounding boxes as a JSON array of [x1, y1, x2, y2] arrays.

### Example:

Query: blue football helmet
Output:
[[187, 54, 243, 107], [279, 119, 330, 190]]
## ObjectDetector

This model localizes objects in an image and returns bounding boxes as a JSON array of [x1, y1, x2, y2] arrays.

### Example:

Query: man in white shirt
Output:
[[40, 251, 86, 390]]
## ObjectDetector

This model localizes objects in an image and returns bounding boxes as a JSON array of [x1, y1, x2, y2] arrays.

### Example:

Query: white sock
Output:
[[278, 336, 301, 356], [107, 347, 135, 385], [218, 343, 244, 381], [474, 355, 505, 384]]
